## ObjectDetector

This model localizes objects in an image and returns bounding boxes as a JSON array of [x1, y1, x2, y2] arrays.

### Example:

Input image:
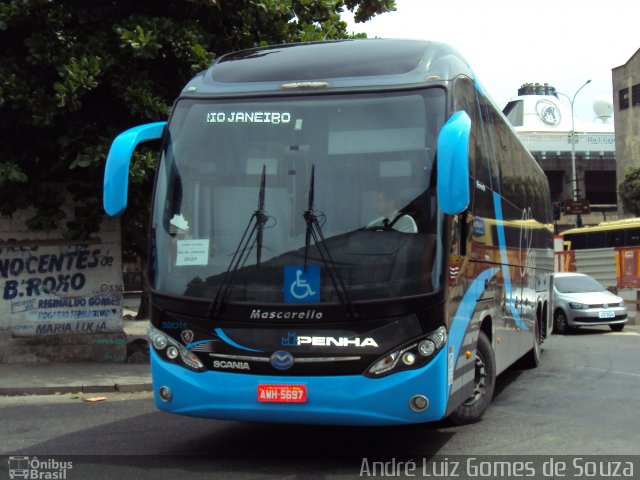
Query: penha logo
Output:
[[281, 332, 379, 348]]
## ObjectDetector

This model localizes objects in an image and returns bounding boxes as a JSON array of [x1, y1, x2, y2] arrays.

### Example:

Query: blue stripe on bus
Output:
[[448, 267, 500, 388], [186, 339, 218, 349], [214, 328, 263, 352], [492, 191, 528, 330]]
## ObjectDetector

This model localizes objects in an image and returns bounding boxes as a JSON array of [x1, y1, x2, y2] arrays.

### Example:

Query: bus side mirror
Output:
[[103, 122, 166, 216], [436, 111, 471, 215]]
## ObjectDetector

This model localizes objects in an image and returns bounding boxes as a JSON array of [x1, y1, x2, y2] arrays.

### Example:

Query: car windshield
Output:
[[151, 89, 447, 304], [555, 275, 604, 293]]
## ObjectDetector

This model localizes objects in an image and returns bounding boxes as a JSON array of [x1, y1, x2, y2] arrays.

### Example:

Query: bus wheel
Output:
[[520, 318, 541, 369], [448, 331, 496, 425], [554, 310, 570, 334]]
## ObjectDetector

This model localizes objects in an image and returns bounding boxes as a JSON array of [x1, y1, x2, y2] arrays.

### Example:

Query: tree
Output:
[[618, 166, 640, 216], [0, 0, 396, 317]]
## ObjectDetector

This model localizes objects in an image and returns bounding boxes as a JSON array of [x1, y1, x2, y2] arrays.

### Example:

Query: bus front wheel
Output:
[[448, 331, 496, 425]]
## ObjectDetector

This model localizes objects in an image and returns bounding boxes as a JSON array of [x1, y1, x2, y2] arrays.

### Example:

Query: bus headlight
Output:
[[149, 325, 205, 372], [150, 329, 168, 350], [166, 346, 179, 360], [402, 352, 416, 366], [369, 352, 400, 375], [418, 339, 436, 357], [365, 326, 447, 378]]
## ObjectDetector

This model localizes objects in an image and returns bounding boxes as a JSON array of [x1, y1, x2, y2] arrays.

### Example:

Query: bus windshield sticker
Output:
[[176, 239, 209, 266], [284, 265, 320, 303], [206, 112, 292, 125], [170, 214, 189, 233]]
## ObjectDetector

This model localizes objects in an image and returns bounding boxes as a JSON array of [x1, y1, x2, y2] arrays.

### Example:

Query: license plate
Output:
[[599, 310, 615, 318], [258, 384, 307, 403]]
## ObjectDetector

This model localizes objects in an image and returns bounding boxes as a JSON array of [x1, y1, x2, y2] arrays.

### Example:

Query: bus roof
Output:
[[182, 39, 476, 96], [560, 217, 640, 236]]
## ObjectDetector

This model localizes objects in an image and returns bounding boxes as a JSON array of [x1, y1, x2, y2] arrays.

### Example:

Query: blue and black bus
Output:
[[104, 39, 554, 425]]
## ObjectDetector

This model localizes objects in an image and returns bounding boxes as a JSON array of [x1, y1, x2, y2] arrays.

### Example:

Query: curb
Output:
[[0, 353, 152, 397], [0, 382, 152, 396]]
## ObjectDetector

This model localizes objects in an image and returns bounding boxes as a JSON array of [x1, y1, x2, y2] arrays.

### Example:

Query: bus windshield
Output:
[[151, 89, 446, 304]]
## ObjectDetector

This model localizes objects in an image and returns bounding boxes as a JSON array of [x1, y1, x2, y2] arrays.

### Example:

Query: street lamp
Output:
[[556, 79, 591, 228]]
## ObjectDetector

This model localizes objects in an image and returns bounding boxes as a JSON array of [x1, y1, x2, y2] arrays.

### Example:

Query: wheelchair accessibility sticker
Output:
[[284, 265, 320, 303]]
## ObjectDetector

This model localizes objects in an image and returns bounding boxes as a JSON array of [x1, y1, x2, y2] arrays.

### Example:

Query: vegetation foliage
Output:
[[0, 0, 394, 256], [618, 166, 640, 216]]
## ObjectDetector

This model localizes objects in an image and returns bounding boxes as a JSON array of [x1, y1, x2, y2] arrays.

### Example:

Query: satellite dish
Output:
[[593, 99, 613, 123]]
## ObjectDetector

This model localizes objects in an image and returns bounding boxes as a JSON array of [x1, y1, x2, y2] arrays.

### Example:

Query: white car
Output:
[[553, 272, 628, 333]]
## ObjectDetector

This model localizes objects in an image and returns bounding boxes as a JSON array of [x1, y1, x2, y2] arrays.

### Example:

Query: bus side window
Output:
[[588, 232, 605, 249], [563, 241, 571, 251], [609, 230, 624, 247], [569, 233, 587, 250], [626, 229, 640, 246]]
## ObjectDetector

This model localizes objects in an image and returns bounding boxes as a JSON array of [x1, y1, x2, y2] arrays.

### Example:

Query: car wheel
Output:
[[448, 331, 496, 425], [609, 323, 625, 332], [554, 310, 570, 334]]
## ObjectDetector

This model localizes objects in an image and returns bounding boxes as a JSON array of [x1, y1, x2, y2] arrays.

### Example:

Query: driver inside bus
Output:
[[367, 191, 418, 233]]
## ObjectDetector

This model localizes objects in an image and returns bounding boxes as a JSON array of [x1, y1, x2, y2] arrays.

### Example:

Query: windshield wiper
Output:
[[303, 165, 359, 320], [303, 165, 315, 267], [255, 165, 268, 267], [209, 165, 268, 318]]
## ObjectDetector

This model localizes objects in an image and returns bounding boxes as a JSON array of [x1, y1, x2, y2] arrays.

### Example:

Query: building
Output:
[[613, 48, 640, 213], [503, 83, 617, 227]]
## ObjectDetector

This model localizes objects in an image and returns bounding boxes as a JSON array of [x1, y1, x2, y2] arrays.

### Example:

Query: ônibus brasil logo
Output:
[[8, 456, 73, 479]]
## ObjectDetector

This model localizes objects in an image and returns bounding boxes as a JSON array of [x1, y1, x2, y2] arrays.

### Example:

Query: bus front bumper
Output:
[[150, 349, 449, 426]]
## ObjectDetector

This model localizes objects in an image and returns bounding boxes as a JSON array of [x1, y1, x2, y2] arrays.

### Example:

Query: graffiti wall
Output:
[[0, 205, 124, 339]]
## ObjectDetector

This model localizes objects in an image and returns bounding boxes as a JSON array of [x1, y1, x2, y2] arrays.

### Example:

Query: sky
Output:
[[343, 0, 639, 122]]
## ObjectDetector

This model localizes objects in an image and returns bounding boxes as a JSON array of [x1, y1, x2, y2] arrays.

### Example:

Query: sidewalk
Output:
[[0, 316, 152, 397]]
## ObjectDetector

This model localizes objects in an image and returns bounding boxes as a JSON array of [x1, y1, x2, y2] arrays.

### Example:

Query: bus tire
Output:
[[520, 317, 541, 369], [448, 331, 496, 425]]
